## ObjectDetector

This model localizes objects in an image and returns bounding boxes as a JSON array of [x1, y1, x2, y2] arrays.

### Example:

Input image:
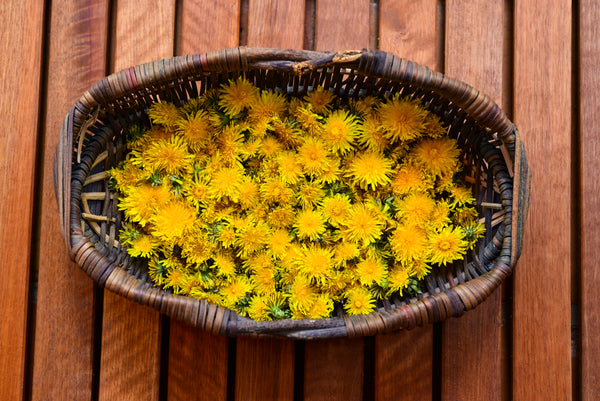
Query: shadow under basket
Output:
[[54, 47, 531, 339]]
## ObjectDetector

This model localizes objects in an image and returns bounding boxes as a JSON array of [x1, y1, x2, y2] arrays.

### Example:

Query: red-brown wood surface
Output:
[[0, 2, 44, 400], [98, 2, 176, 400], [247, 0, 305, 49], [513, 0, 573, 399], [314, 0, 370, 51], [441, 1, 504, 399], [31, 1, 109, 400], [580, 1, 600, 399], [165, 2, 239, 399], [375, 1, 438, 400]]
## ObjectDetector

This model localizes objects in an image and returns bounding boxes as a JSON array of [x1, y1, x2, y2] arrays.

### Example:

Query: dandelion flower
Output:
[[151, 200, 197, 241], [340, 203, 384, 244], [267, 229, 292, 258], [344, 287, 376, 316], [450, 185, 475, 208], [428, 226, 468, 265], [249, 89, 287, 122], [346, 151, 393, 190], [294, 209, 326, 240], [148, 102, 182, 131], [236, 222, 270, 257], [127, 234, 157, 258], [304, 86, 335, 114], [219, 77, 259, 117], [222, 276, 253, 307], [390, 164, 427, 195], [396, 192, 436, 228], [430, 201, 452, 229], [296, 181, 326, 209], [412, 137, 460, 176], [247, 295, 270, 321], [333, 241, 360, 266], [359, 115, 389, 153], [267, 206, 296, 229], [144, 136, 193, 175], [299, 245, 334, 285], [251, 266, 276, 296], [356, 257, 388, 286], [237, 178, 260, 209], [295, 106, 324, 136], [118, 183, 171, 226], [423, 113, 446, 138], [322, 110, 361, 155], [277, 151, 304, 184], [463, 223, 486, 249], [148, 258, 167, 286], [259, 136, 284, 158], [289, 275, 316, 313], [213, 252, 237, 278], [297, 137, 330, 177], [265, 292, 289, 320], [306, 294, 334, 319], [181, 233, 216, 265], [260, 179, 293, 204], [185, 180, 210, 208], [209, 167, 242, 201], [163, 268, 191, 295], [320, 194, 351, 227], [389, 224, 429, 263], [387, 265, 413, 295], [379, 96, 427, 143], [176, 110, 212, 151]]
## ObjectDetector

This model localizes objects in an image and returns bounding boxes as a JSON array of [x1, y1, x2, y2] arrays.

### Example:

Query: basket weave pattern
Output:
[[54, 47, 530, 339]]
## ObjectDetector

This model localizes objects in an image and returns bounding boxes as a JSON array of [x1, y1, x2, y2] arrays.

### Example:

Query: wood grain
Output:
[[375, 2, 438, 400], [235, 338, 295, 401], [375, 327, 433, 401], [98, 2, 176, 400], [314, 0, 370, 51], [0, 2, 44, 400], [379, 0, 439, 70], [441, 1, 504, 399], [513, 0, 573, 399], [164, 2, 239, 400], [304, 338, 364, 401], [30, 1, 109, 400], [579, 1, 600, 399], [247, 0, 305, 48]]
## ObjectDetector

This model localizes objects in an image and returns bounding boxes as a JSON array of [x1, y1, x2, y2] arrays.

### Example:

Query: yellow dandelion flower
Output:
[[294, 209, 326, 241], [297, 137, 330, 176], [271, 118, 302, 147], [299, 245, 334, 285], [144, 125, 173, 143], [430, 201, 452, 229], [109, 164, 144, 194], [215, 225, 236, 248], [151, 200, 197, 241], [181, 233, 216, 265], [277, 151, 304, 184], [389, 224, 429, 263], [428, 226, 468, 266], [265, 292, 289, 320], [346, 151, 393, 190], [333, 241, 360, 266], [378, 96, 427, 143], [423, 113, 446, 138], [359, 115, 389, 153], [412, 137, 460, 176], [387, 265, 413, 295], [237, 177, 260, 209], [453, 207, 479, 226], [251, 266, 276, 296], [236, 222, 270, 257], [209, 166, 242, 201], [144, 136, 193, 175], [247, 118, 272, 139], [127, 234, 157, 258], [267, 229, 292, 258], [118, 183, 171, 226], [450, 185, 475, 208], [320, 194, 351, 226], [216, 125, 244, 166], [147, 101, 182, 131], [185, 179, 210, 208], [260, 179, 294, 204], [322, 110, 361, 155], [410, 259, 432, 279], [248, 89, 287, 122], [148, 258, 167, 286], [340, 203, 384, 245], [163, 268, 192, 295], [296, 181, 326, 209], [396, 192, 436, 228], [390, 164, 427, 196], [213, 251, 237, 278], [314, 157, 341, 185], [219, 77, 259, 117], [259, 136, 283, 158], [221, 276, 253, 307], [247, 295, 270, 321], [344, 287, 376, 316], [356, 257, 388, 286], [463, 223, 486, 249], [176, 110, 212, 151], [348, 96, 379, 116], [295, 106, 324, 136], [306, 294, 334, 319], [304, 86, 335, 114], [267, 206, 296, 229], [289, 275, 316, 313]]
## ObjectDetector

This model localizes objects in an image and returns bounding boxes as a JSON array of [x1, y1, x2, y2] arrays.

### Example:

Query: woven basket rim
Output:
[[55, 47, 531, 339]]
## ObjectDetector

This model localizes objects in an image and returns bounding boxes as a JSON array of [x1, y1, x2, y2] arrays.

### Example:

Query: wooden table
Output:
[[1, 1, 596, 400]]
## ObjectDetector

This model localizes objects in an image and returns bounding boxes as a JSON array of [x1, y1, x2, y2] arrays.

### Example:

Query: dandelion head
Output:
[[320, 193, 351, 227], [304, 86, 335, 114], [346, 151, 393, 190], [344, 287, 376, 316], [340, 203, 384, 244], [322, 110, 361, 155], [356, 257, 388, 286], [412, 137, 460, 177], [378, 96, 427, 143], [148, 102, 182, 131], [219, 78, 259, 117], [389, 224, 429, 263], [428, 226, 468, 266], [294, 209, 326, 241], [151, 200, 197, 241]]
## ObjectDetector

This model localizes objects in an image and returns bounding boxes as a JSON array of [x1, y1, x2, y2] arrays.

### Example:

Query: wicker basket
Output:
[[54, 47, 530, 339]]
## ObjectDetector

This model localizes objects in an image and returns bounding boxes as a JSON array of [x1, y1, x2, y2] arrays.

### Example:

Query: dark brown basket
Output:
[[54, 47, 531, 339]]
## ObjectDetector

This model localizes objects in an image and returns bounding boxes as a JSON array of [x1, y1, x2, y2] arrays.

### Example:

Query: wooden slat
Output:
[[301, 3, 371, 400], [513, 0, 572, 399], [304, 338, 364, 401], [375, 1, 438, 400], [164, 2, 239, 400], [314, 0, 370, 51], [247, 0, 305, 48], [579, 1, 600, 399], [0, 2, 44, 400], [30, 1, 109, 400], [441, 1, 503, 399], [98, 2, 176, 400], [235, 338, 295, 401], [375, 327, 433, 401]]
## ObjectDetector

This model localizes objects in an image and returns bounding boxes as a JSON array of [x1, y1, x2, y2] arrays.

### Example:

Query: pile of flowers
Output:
[[109, 78, 484, 321]]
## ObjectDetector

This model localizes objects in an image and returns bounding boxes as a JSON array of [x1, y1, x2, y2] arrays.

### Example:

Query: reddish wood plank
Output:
[[375, 2, 438, 400], [314, 0, 370, 51], [30, 2, 109, 400], [235, 338, 295, 401], [247, 0, 305, 48], [180, 0, 240, 53], [164, 3, 238, 400], [513, 0, 572, 399], [375, 327, 433, 401], [304, 338, 364, 401], [98, 2, 176, 400], [0, 2, 44, 400], [379, 0, 439, 70], [167, 319, 229, 401], [441, 1, 504, 399], [579, 1, 600, 399]]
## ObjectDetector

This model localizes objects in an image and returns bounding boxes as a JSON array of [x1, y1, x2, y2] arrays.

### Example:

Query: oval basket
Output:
[[54, 47, 531, 339]]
